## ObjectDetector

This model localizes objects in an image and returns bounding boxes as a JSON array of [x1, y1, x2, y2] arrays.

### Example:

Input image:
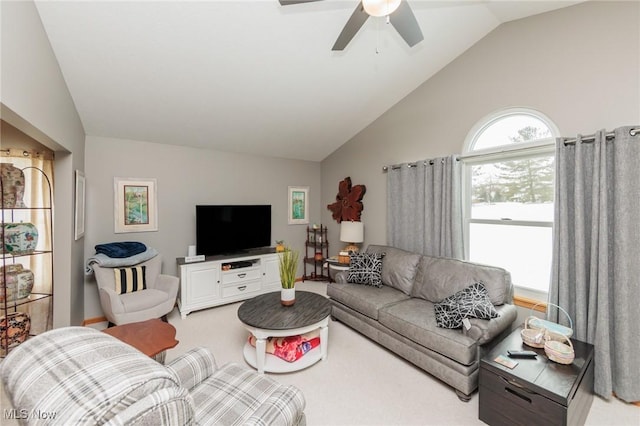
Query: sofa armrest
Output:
[[245, 386, 306, 426], [463, 303, 517, 345], [155, 274, 179, 300], [99, 286, 126, 315], [335, 271, 348, 283], [166, 347, 217, 391], [108, 386, 195, 425]]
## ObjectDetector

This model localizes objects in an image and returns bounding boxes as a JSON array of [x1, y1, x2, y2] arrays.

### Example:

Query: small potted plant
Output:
[[275, 240, 285, 252], [279, 246, 299, 306]]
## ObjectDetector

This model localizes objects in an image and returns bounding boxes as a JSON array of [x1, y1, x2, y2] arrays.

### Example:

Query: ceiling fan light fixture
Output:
[[362, 0, 401, 17]]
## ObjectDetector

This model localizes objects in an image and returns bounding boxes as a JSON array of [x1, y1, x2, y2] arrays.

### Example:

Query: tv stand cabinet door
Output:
[[262, 254, 281, 292], [179, 262, 221, 318]]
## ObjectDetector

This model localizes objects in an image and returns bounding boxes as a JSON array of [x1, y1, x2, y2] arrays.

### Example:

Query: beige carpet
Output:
[[165, 280, 639, 426], [1, 280, 637, 425]]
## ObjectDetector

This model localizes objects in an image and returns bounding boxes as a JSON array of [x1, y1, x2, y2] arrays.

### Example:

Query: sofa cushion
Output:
[[378, 298, 477, 365], [347, 252, 384, 287], [412, 256, 511, 305], [434, 282, 499, 328], [120, 288, 170, 312], [327, 282, 410, 320], [366, 245, 422, 295]]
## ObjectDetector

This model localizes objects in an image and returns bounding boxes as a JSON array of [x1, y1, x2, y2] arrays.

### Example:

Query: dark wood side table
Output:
[[103, 318, 179, 363], [479, 327, 594, 426]]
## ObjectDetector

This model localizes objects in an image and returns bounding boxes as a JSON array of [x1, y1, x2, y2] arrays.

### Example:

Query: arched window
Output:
[[462, 108, 558, 299]]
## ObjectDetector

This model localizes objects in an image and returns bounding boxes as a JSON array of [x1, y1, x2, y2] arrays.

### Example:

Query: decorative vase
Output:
[[281, 287, 295, 306], [0, 264, 34, 302], [0, 312, 31, 354], [1, 222, 39, 255], [0, 163, 26, 208]]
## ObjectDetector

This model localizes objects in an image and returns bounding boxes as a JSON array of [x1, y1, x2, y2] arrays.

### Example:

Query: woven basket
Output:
[[521, 319, 546, 348], [525, 303, 573, 342], [545, 333, 575, 365]]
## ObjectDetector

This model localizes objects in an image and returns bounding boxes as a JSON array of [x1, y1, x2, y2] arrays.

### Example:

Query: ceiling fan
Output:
[[279, 0, 424, 51]]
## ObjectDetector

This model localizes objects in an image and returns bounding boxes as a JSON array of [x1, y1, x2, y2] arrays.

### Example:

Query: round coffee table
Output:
[[237, 290, 331, 373]]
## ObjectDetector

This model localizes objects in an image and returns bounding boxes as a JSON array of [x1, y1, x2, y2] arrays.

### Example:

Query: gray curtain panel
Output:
[[387, 156, 463, 258], [549, 125, 640, 402]]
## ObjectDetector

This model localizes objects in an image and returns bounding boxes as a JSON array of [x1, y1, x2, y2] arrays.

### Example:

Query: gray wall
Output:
[[83, 136, 321, 319], [321, 1, 640, 257], [1, 0, 86, 326]]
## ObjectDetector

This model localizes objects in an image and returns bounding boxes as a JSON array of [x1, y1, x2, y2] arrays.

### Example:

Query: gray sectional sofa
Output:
[[328, 244, 517, 401]]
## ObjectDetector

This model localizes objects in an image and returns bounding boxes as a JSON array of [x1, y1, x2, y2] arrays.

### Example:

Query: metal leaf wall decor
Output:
[[327, 176, 366, 223]]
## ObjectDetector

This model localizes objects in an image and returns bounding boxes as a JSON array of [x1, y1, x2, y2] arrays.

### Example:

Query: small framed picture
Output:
[[114, 177, 158, 233], [288, 186, 309, 225]]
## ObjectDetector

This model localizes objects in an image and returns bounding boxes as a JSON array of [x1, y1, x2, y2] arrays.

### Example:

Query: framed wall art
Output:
[[114, 177, 158, 233], [288, 186, 309, 225], [74, 170, 85, 240]]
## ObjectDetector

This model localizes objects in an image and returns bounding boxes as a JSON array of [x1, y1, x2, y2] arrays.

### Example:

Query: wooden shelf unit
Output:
[[303, 225, 329, 281]]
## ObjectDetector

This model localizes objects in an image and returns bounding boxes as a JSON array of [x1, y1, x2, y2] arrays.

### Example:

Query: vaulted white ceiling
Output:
[[35, 1, 582, 161]]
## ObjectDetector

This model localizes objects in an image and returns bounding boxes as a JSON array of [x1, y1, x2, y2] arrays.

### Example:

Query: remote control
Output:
[[507, 350, 537, 358]]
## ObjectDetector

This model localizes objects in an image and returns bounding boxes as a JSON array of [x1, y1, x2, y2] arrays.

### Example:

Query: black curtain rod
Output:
[[563, 127, 639, 146]]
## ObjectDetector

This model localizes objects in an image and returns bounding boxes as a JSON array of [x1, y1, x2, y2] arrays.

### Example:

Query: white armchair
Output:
[[93, 254, 179, 325]]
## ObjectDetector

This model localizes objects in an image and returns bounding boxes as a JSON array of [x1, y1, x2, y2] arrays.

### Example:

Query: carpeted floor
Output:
[[1, 280, 637, 425], [165, 280, 639, 426]]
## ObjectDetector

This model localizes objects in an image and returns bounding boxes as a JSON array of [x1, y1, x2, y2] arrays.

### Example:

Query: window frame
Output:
[[461, 108, 559, 300]]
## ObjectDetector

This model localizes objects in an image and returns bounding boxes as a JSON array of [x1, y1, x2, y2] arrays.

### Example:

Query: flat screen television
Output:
[[196, 205, 271, 256]]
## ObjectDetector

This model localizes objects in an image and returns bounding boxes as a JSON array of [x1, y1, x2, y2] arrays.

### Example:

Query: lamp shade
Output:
[[340, 221, 364, 243], [362, 0, 401, 17]]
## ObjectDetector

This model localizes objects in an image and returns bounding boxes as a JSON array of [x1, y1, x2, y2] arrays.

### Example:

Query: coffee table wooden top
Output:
[[103, 318, 179, 358], [237, 291, 331, 330]]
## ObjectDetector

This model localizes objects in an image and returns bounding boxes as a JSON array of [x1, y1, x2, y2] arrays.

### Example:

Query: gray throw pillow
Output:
[[347, 252, 384, 287]]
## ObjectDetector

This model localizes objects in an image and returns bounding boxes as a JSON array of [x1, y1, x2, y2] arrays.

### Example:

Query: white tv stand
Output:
[[176, 248, 280, 319]]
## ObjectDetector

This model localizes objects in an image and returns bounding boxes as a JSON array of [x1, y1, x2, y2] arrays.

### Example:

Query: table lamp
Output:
[[340, 221, 364, 253]]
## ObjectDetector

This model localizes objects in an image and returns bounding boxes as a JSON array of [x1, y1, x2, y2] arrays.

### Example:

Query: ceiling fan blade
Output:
[[279, 0, 323, 5], [389, 1, 424, 47], [332, 2, 369, 51]]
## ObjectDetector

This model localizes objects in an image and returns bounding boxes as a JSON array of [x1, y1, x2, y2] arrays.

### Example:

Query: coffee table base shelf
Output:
[[243, 343, 323, 374], [242, 318, 329, 374]]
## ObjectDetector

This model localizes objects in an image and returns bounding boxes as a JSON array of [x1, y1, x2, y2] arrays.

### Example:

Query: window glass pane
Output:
[[471, 155, 554, 221], [473, 115, 551, 150], [469, 223, 552, 292]]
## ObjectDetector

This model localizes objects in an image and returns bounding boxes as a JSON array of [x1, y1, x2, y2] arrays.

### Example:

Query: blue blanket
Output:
[[95, 242, 147, 258], [85, 248, 158, 275]]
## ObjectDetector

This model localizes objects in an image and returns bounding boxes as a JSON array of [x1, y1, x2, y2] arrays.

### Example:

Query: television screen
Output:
[[196, 205, 271, 256]]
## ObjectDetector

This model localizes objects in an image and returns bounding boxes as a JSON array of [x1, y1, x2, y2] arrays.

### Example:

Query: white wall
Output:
[[321, 1, 640, 257], [84, 136, 321, 320], [1, 1, 86, 326]]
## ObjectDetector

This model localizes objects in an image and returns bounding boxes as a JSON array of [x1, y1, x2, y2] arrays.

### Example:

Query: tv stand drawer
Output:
[[222, 268, 261, 285], [222, 280, 261, 298]]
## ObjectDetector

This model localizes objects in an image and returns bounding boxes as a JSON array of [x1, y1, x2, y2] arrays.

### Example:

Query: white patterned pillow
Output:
[[347, 252, 384, 287], [434, 282, 498, 329]]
